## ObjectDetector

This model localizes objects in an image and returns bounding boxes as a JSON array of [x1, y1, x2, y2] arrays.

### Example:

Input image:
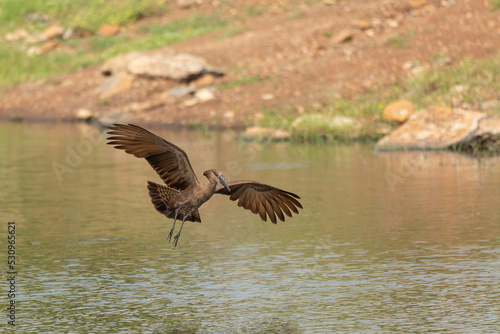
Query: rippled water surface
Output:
[[1, 123, 500, 333]]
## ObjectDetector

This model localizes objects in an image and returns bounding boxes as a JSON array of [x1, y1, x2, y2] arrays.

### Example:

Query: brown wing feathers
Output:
[[107, 124, 198, 191], [216, 181, 302, 224]]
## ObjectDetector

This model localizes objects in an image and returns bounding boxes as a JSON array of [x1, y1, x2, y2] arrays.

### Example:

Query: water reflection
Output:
[[1, 122, 500, 333]]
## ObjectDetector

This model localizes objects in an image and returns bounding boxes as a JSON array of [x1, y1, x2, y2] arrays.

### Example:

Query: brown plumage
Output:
[[107, 124, 302, 247]]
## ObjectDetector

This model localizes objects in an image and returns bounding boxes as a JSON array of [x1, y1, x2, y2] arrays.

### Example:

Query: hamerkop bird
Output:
[[107, 124, 302, 247]]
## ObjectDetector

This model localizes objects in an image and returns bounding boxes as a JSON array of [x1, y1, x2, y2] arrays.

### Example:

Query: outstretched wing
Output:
[[107, 124, 198, 190], [215, 180, 302, 224]]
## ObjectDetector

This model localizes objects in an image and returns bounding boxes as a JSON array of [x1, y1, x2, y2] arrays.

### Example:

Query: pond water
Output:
[[1, 122, 500, 333]]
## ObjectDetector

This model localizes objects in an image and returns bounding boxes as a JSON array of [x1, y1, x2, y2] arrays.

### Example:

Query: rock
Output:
[[180, 87, 215, 107], [402, 60, 416, 71], [128, 53, 210, 80], [97, 72, 135, 99], [75, 108, 94, 122], [169, 86, 197, 98], [101, 52, 143, 76], [262, 93, 274, 100], [4, 29, 29, 42], [354, 19, 371, 30], [98, 24, 121, 37], [182, 98, 199, 108], [271, 129, 291, 140], [39, 40, 58, 52], [27, 46, 38, 56], [331, 30, 354, 44], [457, 117, 500, 154], [178, 0, 203, 8], [42, 24, 65, 40], [102, 52, 223, 81], [192, 73, 215, 87], [365, 29, 376, 37], [473, 117, 500, 137], [402, 60, 427, 75], [375, 106, 488, 150], [28, 41, 58, 55], [62, 28, 74, 40], [382, 100, 414, 123], [194, 88, 215, 102], [245, 126, 291, 140], [386, 19, 399, 28], [245, 126, 271, 138]]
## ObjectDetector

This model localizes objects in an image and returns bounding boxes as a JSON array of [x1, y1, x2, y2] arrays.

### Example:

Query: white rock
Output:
[[194, 88, 215, 102], [75, 108, 93, 121]]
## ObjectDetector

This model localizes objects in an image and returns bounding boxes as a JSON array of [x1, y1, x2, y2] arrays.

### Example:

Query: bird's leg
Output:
[[173, 208, 195, 248], [167, 205, 183, 242]]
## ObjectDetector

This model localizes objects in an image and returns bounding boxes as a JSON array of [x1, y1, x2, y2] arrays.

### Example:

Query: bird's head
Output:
[[203, 169, 230, 192]]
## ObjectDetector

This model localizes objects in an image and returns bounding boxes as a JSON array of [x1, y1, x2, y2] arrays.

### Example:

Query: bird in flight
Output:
[[107, 124, 302, 247]]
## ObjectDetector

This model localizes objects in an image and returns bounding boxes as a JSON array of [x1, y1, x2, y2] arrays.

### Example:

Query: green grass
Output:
[[0, 42, 94, 86], [402, 57, 500, 111], [0, 0, 166, 34], [491, 0, 500, 9], [0, 14, 226, 88]]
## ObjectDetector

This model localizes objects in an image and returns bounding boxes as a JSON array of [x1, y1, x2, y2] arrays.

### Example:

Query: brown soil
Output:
[[1, 0, 499, 129]]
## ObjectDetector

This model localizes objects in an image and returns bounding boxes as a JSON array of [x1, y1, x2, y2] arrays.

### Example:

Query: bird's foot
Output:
[[167, 229, 174, 242], [173, 233, 181, 248]]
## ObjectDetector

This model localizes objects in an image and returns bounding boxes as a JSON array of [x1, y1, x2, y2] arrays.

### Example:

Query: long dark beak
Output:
[[219, 176, 231, 192]]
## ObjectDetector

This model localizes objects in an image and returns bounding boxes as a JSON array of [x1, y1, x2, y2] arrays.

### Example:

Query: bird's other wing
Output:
[[107, 124, 198, 190], [215, 180, 302, 224]]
